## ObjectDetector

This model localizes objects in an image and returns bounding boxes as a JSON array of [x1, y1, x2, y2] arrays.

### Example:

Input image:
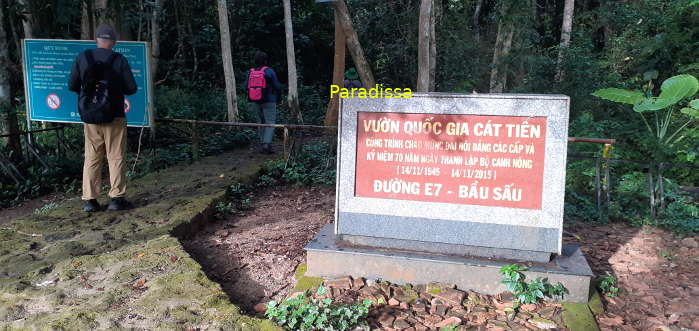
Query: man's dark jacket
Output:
[[68, 48, 138, 118]]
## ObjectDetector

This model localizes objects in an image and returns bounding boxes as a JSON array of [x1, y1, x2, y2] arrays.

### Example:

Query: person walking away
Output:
[[246, 51, 282, 154], [68, 25, 138, 212], [343, 67, 362, 89]]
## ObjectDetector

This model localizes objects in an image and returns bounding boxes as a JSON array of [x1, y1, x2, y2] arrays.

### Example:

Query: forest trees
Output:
[[282, 0, 302, 123], [217, 0, 238, 122]]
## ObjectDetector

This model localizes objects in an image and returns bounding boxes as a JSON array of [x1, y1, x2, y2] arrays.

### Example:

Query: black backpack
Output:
[[79, 50, 117, 124]]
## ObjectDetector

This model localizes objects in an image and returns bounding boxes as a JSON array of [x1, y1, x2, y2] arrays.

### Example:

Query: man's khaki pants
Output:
[[82, 117, 127, 200]]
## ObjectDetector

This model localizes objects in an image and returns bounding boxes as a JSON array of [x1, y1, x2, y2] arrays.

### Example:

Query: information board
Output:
[[355, 112, 547, 209], [22, 39, 152, 127]]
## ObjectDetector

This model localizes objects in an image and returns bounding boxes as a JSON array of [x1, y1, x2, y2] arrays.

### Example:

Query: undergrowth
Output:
[[499, 264, 568, 310], [265, 285, 373, 331]]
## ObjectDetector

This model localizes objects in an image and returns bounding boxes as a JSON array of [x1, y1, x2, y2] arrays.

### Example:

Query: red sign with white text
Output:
[[355, 112, 547, 210]]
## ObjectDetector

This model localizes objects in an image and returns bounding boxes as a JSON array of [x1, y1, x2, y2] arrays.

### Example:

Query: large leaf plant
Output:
[[592, 73, 699, 148]]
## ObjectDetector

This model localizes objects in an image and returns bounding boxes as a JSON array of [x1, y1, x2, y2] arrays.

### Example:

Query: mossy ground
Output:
[[0, 149, 281, 330]]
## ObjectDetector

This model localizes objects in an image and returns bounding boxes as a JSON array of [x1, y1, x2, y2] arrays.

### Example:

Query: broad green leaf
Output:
[[690, 99, 699, 109], [633, 98, 675, 112], [592, 88, 645, 104], [680, 107, 699, 118], [658, 74, 699, 103]]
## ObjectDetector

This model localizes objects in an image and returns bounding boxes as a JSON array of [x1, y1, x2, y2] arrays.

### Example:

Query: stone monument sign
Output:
[[306, 93, 593, 303]]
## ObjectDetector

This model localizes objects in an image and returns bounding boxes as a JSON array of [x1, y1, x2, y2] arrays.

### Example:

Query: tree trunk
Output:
[[95, 0, 112, 26], [81, 0, 95, 40], [555, 0, 575, 82], [216, 0, 238, 122], [473, 0, 483, 42], [0, 0, 22, 160], [489, 3, 515, 93], [151, 0, 163, 79], [282, 0, 302, 123], [324, 6, 345, 128], [416, 0, 432, 92], [429, 0, 439, 92], [335, 0, 375, 89], [18, 0, 33, 38]]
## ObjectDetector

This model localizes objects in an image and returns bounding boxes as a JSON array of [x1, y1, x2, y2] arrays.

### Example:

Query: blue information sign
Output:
[[22, 39, 153, 127]]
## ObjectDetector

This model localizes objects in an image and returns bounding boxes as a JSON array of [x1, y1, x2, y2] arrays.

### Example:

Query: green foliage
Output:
[[499, 264, 568, 309], [440, 324, 459, 331], [33, 202, 59, 215], [597, 274, 620, 298], [591, 89, 645, 105], [265, 286, 372, 331], [260, 142, 336, 186]]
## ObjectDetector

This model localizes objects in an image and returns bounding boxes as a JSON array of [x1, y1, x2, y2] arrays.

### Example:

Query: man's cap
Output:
[[95, 25, 118, 41]]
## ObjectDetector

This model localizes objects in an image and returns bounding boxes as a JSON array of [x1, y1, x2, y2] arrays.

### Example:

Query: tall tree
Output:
[[429, 0, 439, 92], [151, 0, 164, 79], [0, 0, 22, 160], [81, 0, 95, 40], [489, 2, 515, 93], [416, 0, 432, 92], [555, 0, 575, 82], [335, 0, 375, 88], [282, 0, 302, 123], [324, 5, 345, 128], [17, 0, 34, 38], [473, 0, 483, 42], [217, 0, 238, 122]]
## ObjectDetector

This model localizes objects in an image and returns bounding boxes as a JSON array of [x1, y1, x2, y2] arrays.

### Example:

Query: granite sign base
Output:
[[305, 224, 594, 303], [341, 234, 553, 263]]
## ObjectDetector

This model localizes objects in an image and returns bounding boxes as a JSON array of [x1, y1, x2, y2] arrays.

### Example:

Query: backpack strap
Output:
[[84, 50, 95, 66]]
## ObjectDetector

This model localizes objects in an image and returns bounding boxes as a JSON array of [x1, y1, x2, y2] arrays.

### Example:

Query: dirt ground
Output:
[[181, 185, 335, 312], [182, 184, 699, 330], [564, 223, 699, 330], [0, 192, 68, 225]]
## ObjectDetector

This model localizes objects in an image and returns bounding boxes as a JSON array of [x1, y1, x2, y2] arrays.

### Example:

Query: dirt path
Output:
[[183, 184, 699, 330], [182, 185, 335, 312], [0, 193, 68, 225], [565, 223, 699, 330]]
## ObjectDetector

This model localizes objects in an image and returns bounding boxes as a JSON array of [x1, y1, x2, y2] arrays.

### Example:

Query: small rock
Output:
[[530, 317, 557, 329], [253, 303, 267, 313], [470, 305, 488, 313], [430, 304, 448, 316], [326, 276, 353, 289], [352, 277, 366, 290], [393, 318, 411, 329], [520, 303, 537, 312], [388, 297, 400, 306], [414, 324, 428, 331], [499, 291, 514, 302], [399, 302, 409, 309], [379, 313, 396, 327], [435, 316, 462, 328], [422, 314, 444, 327], [433, 288, 466, 306], [411, 302, 427, 312], [681, 237, 698, 248]]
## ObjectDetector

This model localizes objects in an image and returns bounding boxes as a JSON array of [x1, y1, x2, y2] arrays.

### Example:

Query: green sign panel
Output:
[[22, 39, 153, 127]]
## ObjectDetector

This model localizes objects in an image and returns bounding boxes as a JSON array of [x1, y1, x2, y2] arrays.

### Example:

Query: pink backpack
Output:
[[247, 66, 269, 101]]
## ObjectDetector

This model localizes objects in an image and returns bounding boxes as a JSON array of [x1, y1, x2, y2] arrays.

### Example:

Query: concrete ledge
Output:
[[341, 233, 552, 263], [307, 224, 593, 303]]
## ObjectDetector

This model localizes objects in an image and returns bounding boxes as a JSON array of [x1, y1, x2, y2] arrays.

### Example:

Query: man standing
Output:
[[69, 25, 137, 212]]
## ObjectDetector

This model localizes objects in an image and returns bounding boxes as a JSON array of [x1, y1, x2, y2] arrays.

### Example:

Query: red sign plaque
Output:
[[355, 112, 547, 210]]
